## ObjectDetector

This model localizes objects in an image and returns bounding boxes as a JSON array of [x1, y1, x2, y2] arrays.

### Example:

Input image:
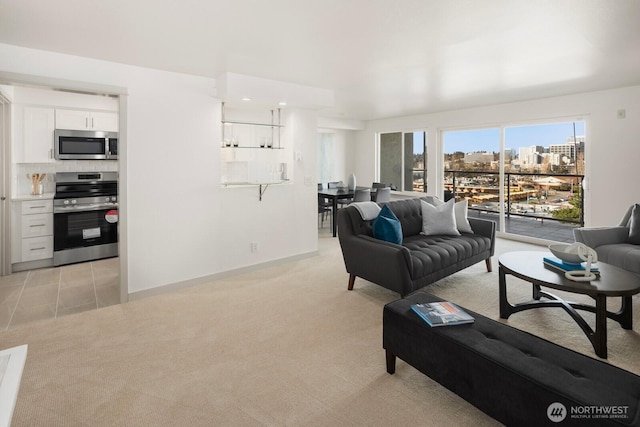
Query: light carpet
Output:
[[1, 234, 639, 426]]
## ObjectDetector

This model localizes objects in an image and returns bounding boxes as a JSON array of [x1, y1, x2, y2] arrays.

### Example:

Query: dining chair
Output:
[[374, 187, 391, 203], [318, 198, 331, 228], [317, 183, 332, 228], [371, 182, 388, 202], [351, 188, 371, 203], [328, 181, 351, 207]]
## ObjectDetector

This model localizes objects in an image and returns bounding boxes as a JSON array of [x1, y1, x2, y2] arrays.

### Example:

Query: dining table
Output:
[[318, 186, 372, 237]]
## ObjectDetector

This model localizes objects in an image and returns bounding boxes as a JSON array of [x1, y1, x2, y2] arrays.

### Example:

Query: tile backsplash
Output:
[[14, 161, 118, 196]]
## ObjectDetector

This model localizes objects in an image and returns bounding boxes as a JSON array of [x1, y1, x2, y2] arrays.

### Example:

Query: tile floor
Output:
[[0, 257, 120, 330]]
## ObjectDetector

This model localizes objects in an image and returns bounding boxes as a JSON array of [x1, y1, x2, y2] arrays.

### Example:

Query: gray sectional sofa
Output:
[[337, 197, 496, 297], [574, 204, 640, 275]]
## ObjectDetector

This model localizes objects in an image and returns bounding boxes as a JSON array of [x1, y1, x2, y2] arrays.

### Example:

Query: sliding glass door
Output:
[[443, 121, 585, 243]]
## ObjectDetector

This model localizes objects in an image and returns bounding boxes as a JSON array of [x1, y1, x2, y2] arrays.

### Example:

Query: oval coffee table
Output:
[[498, 251, 640, 358]]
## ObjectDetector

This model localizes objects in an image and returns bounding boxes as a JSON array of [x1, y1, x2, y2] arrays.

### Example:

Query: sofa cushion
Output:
[[628, 204, 640, 244], [385, 198, 425, 237], [454, 200, 474, 234], [596, 244, 640, 275], [373, 205, 403, 244], [402, 234, 492, 279], [421, 199, 460, 236]]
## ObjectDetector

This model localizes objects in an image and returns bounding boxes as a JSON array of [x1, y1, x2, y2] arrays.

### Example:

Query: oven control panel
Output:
[[60, 196, 117, 205], [53, 196, 118, 213]]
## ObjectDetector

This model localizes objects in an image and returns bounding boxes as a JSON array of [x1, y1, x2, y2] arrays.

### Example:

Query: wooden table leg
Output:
[[499, 265, 511, 319], [620, 296, 633, 329], [592, 294, 608, 359], [332, 197, 338, 237], [533, 284, 542, 300]]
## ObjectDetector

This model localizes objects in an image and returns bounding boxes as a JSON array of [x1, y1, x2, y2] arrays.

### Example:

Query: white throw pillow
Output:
[[423, 195, 445, 206], [454, 200, 474, 234], [420, 199, 460, 236]]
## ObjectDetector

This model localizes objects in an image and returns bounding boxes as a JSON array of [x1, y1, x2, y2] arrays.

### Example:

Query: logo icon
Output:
[[547, 402, 567, 423]]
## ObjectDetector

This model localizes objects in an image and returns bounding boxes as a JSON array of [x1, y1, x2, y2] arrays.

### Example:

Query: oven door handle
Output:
[[54, 203, 118, 213]]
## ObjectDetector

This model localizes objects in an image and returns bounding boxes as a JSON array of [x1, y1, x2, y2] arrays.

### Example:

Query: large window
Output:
[[379, 131, 426, 192], [443, 121, 585, 243], [318, 133, 335, 184]]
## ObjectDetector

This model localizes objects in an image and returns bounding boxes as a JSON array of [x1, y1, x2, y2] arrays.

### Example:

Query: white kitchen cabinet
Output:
[[20, 199, 53, 215], [20, 212, 53, 238], [14, 106, 55, 163], [55, 109, 119, 132], [21, 236, 53, 262], [11, 199, 54, 263]]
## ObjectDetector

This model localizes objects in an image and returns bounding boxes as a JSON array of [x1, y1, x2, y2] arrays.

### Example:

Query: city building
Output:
[[549, 136, 585, 164], [518, 145, 544, 166], [464, 151, 495, 164]]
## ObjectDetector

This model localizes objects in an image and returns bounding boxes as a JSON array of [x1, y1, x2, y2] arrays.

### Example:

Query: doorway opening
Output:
[[0, 73, 128, 327]]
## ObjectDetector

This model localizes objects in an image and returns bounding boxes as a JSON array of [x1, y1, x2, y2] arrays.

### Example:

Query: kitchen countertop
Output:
[[12, 193, 55, 201]]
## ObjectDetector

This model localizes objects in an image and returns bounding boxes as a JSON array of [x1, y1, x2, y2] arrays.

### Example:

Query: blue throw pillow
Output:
[[373, 205, 403, 244]]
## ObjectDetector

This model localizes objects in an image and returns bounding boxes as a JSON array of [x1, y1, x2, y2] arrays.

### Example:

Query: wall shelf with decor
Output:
[[221, 102, 283, 149], [220, 103, 291, 200]]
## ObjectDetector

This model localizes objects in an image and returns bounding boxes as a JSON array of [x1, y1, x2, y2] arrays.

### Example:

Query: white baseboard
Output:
[[128, 250, 319, 301]]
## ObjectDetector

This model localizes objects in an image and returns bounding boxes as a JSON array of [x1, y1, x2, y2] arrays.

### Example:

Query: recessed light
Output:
[[241, 97, 252, 101], [278, 101, 287, 106]]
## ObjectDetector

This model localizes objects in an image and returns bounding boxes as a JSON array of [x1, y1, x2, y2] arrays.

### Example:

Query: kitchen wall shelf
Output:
[[221, 120, 284, 127], [220, 102, 290, 200], [221, 146, 285, 149], [221, 102, 283, 149]]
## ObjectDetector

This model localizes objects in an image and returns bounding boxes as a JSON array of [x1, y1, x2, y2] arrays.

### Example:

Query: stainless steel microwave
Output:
[[54, 129, 118, 160]]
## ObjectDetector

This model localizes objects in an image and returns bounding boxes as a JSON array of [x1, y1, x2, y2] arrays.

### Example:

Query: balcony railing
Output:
[[445, 170, 584, 242]]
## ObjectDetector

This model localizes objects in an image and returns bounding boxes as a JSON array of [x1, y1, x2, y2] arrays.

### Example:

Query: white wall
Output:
[[355, 86, 640, 227], [0, 43, 319, 294]]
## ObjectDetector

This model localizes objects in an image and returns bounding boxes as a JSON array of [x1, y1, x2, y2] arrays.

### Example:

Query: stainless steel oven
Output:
[[53, 172, 118, 266]]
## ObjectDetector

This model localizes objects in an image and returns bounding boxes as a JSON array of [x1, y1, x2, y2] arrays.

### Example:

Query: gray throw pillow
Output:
[[454, 200, 474, 234], [423, 195, 445, 206], [628, 204, 640, 244], [424, 196, 473, 233], [420, 199, 460, 236]]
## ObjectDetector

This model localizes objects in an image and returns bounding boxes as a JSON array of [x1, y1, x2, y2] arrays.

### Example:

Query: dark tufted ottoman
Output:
[[383, 291, 640, 426]]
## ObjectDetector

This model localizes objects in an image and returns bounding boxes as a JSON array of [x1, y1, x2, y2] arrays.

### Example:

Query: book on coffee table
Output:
[[410, 301, 474, 327], [543, 256, 600, 275]]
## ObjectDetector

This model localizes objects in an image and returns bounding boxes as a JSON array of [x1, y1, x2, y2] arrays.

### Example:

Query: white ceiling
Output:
[[1, 0, 639, 120]]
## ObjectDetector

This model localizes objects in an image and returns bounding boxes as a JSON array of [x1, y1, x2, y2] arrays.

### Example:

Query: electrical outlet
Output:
[[250, 241, 259, 253], [617, 109, 626, 119]]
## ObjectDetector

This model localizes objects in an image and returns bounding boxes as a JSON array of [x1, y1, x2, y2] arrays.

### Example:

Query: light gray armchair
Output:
[[573, 205, 640, 274]]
